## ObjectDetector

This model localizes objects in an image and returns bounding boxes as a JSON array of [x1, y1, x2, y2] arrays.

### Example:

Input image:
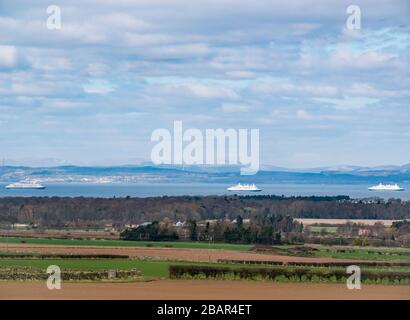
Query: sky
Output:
[[0, 0, 409, 168]]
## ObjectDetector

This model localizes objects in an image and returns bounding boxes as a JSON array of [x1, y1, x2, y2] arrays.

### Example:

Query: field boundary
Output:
[[169, 265, 410, 284], [217, 259, 410, 267], [0, 253, 130, 259], [0, 266, 142, 281]]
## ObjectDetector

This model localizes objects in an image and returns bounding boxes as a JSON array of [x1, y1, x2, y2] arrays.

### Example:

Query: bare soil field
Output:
[[1, 280, 409, 300], [0, 243, 357, 263]]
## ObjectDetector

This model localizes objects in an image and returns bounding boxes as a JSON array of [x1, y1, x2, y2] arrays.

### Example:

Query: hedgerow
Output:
[[169, 265, 410, 284]]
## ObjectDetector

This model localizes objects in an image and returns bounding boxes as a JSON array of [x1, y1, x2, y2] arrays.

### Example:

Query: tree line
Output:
[[0, 195, 409, 228], [120, 214, 303, 244]]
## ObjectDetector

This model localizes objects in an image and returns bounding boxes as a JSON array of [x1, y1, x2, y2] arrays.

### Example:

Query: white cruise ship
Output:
[[5, 181, 46, 190], [368, 183, 404, 191], [227, 183, 262, 192]]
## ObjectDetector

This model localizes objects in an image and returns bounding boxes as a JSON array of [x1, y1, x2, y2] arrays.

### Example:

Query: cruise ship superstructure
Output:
[[227, 183, 262, 192]]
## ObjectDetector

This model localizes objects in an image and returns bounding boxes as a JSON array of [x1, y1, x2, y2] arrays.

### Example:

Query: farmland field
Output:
[[1, 280, 409, 300], [308, 226, 338, 233], [0, 236, 409, 299], [1, 257, 409, 279], [0, 237, 252, 251], [312, 246, 410, 261], [2, 237, 410, 263], [2, 237, 410, 261]]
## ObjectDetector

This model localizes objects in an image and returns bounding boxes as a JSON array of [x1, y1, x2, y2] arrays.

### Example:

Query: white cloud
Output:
[[82, 79, 116, 94], [328, 48, 397, 70], [225, 70, 256, 78], [86, 63, 110, 77], [314, 96, 379, 110], [250, 81, 339, 97], [0, 45, 17, 68], [145, 43, 210, 58], [347, 83, 410, 98], [158, 82, 240, 100], [27, 53, 71, 71], [186, 83, 239, 99], [221, 103, 252, 113], [95, 13, 149, 30], [296, 109, 313, 120]]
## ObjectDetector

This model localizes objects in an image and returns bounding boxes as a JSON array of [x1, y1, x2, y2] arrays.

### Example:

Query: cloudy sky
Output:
[[0, 0, 409, 168]]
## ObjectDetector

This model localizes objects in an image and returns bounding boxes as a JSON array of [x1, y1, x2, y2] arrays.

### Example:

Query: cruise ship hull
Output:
[[227, 188, 262, 192], [368, 183, 404, 191], [5, 183, 46, 189], [5, 186, 46, 189], [368, 188, 404, 191]]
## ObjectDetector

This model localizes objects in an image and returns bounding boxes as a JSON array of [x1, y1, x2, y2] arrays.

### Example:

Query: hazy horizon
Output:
[[1, 157, 410, 171]]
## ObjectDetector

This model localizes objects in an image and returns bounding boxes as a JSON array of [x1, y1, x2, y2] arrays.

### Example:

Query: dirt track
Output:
[[1, 280, 409, 300], [0, 243, 354, 263]]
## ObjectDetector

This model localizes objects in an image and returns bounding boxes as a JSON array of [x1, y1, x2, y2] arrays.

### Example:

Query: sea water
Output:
[[0, 183, 409, 200]]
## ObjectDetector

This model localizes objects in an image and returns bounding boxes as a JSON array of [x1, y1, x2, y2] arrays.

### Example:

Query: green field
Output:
[[1, 236, 409, 262], [0, 258, 175, 278], [308, 226, 338, 233], [313, 246, 410, 261], [0, 258, 285, 278], [0, 258, 408, 280], [265, 244, 410, 261], [0, 237, 252, 251], [1, 236, 409, 284]]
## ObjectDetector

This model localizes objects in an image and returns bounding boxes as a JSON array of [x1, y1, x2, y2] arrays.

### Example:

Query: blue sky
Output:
[[0, 0, 409, 168]]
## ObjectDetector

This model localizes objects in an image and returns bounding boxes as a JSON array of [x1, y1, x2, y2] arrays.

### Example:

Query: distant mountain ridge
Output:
[[1, 163, 410, 184]]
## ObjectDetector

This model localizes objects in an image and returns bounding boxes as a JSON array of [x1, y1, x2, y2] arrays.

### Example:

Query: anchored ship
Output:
[[5, 181, 46, 189], [227, 183, 262, 192], [368, 183, 404, 191]]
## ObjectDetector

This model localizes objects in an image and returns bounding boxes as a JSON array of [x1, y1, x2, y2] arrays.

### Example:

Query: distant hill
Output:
[[1, 163, 410, 184]]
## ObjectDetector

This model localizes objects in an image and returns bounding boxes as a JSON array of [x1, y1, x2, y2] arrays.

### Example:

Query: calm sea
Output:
[[0, 183, 409, 200]]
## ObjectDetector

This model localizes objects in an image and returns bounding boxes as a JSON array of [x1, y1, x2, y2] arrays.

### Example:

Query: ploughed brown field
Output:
[[1, 280, 409, 300], [0, 243, 351, 263]]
